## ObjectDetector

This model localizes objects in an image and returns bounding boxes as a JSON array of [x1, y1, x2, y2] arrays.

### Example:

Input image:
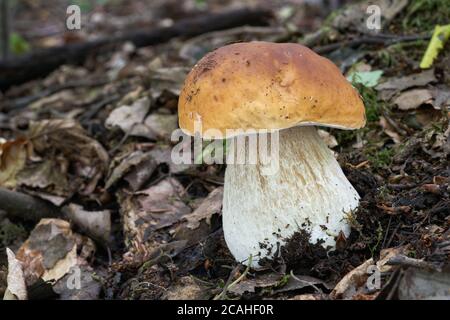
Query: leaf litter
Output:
[[0, 0, 449, 300]]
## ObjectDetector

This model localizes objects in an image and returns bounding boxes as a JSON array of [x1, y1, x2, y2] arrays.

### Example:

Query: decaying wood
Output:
[[0, 7, 272, 91]]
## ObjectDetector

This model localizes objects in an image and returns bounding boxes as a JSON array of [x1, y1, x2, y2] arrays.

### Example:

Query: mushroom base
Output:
[[222, 126, 360, 267]]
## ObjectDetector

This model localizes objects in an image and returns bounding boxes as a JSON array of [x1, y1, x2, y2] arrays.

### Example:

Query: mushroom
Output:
[[178, 42, 366, 267]]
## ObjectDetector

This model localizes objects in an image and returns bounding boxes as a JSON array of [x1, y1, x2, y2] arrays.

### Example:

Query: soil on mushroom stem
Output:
[[239, 118, 449, 287]]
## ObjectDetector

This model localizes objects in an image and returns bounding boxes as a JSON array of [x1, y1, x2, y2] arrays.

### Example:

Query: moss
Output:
[[276, 274, 290, 288], [366, 147, 394, 169], [401, 0, 450, 33], [334, 129, 359, 146], [351, 82, 381, 123], [375, 40, 429, 71], [0, 220, 27, 248], [369, 222, 384, 257]]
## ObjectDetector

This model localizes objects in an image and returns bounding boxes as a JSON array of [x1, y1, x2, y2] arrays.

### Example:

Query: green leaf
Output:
[[9, 33, 30, 55], [347, 70, 383, 88], [420, 24, 450, 69]]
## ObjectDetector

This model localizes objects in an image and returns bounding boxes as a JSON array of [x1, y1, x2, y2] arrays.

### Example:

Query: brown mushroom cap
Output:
[[178, 41, 366, 138]]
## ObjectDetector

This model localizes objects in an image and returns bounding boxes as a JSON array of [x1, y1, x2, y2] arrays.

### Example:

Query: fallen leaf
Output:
[[106, 150, 157, 190], [163, 276, 210, 300], [394, 89, 434, 110], [17, 159, 70, 200], [397, 268, 450, 299], [289, 293, 328, 300], [148, 67, 190, 98], [275, 274, 331, 294], [379, 116, 402, 143], [347, 70, 383, 88], [105, 97, 178, 140], [143, 113, 179, 140], [4, 248, 27, 300], [175, 187, 223, 245], [120, 178, 191, 249], [0, 138, 27, 188], [105, 97, 151, 137], [376, 69, 436, 100], [331, 258, 375, 300], [228, 273, 283, 296], [149, 144, 195, 174], [52, 265, 104, 300], [185, 187, 223, 230], [16, 219, 94, 287], [27, 119, 109, 196]]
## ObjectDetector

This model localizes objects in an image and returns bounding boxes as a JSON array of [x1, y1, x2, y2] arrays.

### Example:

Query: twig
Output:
[[313, 34, 431, 55], [0, 187, 111, 248], [3, 78, 110, 113], [387, 254, 439, 271], [80, 93, 120, 122], [214, 255, 252, 300]]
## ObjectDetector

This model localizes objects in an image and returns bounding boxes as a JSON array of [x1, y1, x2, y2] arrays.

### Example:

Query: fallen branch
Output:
[[0, 187, 60, 221], [0, 8, 272, 91], [0, 187, 113, 246]]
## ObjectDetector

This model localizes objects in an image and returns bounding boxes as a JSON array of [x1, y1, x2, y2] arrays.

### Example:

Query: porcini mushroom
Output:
[[178, 42, 366, 267]]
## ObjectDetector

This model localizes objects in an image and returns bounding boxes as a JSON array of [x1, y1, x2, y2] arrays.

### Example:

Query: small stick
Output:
[[214, 255, 252, 300], [313, 34, 431, 55]]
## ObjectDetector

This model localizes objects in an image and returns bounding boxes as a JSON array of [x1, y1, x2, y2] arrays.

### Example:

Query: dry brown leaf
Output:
[[106, 150, 157, 190], [175, 187, 223, 246], [4, 248, 27, 300], [163, 276, 209, 300], [17, 159, 70, 201], [26, 119, 109, 196], [228, 273, 283, 296], [147, 66, 190, 98], [16, 219, 94, 287], [398, 268, 450, 300], [120, 178, 191, 248], [105, 97, 178, 140], [185, 187, 223, 230], [149, 144, 195, 174], [0, 138, 27, 188], [379, 116, 402, 143], [377, 69, 436, 100], [105, 97, 151, 136], [331, 258, 375, 300], [394, 89, 434, 110]]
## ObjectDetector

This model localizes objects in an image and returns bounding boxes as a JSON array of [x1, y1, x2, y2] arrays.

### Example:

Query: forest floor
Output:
[[0, 0, 449, 300]]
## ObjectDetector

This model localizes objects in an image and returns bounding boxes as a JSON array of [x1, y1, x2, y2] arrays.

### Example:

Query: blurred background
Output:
[[0, 0, 348, 58]]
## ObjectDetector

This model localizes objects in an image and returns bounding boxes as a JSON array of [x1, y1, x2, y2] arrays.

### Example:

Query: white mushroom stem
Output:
[[222, 126, 360, 267]]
